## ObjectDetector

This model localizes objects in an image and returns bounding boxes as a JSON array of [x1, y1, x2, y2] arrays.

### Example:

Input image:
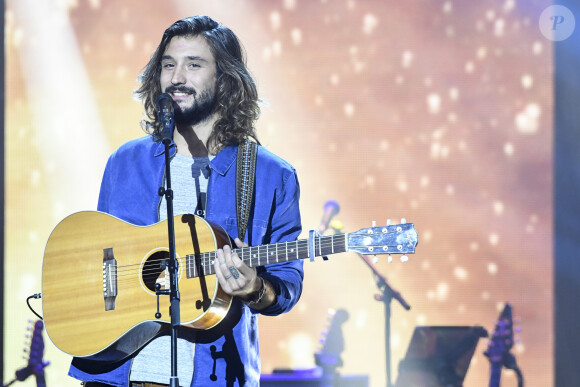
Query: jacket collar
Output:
[[210, 144, 237, 176]]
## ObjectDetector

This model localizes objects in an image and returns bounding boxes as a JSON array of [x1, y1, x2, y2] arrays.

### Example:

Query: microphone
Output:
[[318, 200, 340, 234], [156, 93, 175, 144]]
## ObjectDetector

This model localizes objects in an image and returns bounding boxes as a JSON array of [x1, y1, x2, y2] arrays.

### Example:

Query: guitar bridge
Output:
[[103, 247, 117, 311]]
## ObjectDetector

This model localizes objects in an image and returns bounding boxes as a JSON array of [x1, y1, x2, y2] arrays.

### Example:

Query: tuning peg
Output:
[[388, 255, 393, 263], [372, 220, 376, 227], [400, 255, 409, 262], [401, 218, 406, 224], [386, 219, 391, 226], [372, 255, 378, 264]]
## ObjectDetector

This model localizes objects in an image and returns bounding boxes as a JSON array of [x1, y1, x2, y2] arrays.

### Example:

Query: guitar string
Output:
[[109, 234, 349, 275], [108, 233, 404, 280], [108, 236, 347, 281]]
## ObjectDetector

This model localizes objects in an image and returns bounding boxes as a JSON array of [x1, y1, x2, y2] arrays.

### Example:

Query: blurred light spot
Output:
[[12, 28, 23, 47], [314, 95, 324, 105], [30, 169, 41, 187], [494, 19, 505, 36], [442, 1, 452, 13], [486, 10, 496, 21], [493, 201, 504, 215], [402, 50, 413, 68], [504, 142, 515, 156], [395, 75, 405, 85], [287, 332, 314, 369], [364, 174, 375, 187], [515, 103, 541, 134], [448, 112, 458, 123], [330, 73, 340, 85], [477, 46, 487, 59], [270, 12, 281, 30], [379, 140, 389, 150], [29, 230, 38, 244], [504, 0, 516, 12], [454, 266, 468, 280], [427, 93, 441, 114], [344, 103, 355, 117], [445, 184, 455, 195], [488, 262, 498, 275], [449, 87, 459, 101], [123, 33, 134, 50], [290, 28, 302, 45], [481, 291, 490, 300], [427, 290, 435, 300], [533, 41, 543, 55], [272, 41, 283, 56], [424, 77, 433, 87], [262, 46, 272, 61], [416, 314, 427, 325], [116, 66, 127, 79], [422, 230, 432, 243], [283, 0, 296, 10], [20, 273, 38, 299], [521, 74, 533, 89], [420, 175, 430, 187], [458, 304, 466, 313], [362, 13, 379, 35], [355, 309, 368, 329], [397, 180, 408, 193], [421, 260, 431, 270], [470, 242, 479, 251], [436, 282, 449, 301], [489, 233, 499, 245], [465, 61, 475, 73], [458, 141, 467, 152], [515, 342, 525, 355]]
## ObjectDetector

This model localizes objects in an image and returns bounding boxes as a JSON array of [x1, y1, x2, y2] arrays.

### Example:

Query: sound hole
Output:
[[142, 250, 170, 292]]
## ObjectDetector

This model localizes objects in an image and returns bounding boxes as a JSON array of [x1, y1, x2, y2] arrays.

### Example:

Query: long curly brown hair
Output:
[[135, 16, 260, 152]]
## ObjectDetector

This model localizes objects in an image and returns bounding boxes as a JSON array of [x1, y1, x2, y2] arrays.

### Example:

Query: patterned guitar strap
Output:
[[235, 138, 258, 241]]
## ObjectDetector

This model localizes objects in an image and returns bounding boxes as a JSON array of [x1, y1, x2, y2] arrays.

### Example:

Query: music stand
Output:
[[395, 326, 488, 387]]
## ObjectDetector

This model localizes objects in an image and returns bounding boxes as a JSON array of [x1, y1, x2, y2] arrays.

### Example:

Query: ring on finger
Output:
[[228, 266, 240, 279], [224, 274, 232, 280]]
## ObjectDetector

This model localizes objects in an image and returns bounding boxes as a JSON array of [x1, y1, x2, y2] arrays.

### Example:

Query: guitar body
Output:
[[41, 211, 418, 361], [42, 211, 232, 361]]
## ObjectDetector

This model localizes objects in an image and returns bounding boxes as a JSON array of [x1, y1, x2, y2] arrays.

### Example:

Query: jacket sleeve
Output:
[[256, 167, 304, 316]]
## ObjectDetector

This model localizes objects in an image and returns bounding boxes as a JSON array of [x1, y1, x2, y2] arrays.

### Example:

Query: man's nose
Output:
[[171, 67, 186, 85]]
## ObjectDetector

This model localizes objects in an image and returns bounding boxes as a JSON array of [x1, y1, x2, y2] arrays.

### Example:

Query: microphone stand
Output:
[[359, 254, 411, 387], [159, 133, 181, 387]]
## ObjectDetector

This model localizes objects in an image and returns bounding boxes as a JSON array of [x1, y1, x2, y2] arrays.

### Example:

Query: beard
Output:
[[165, 85, 218, 127]]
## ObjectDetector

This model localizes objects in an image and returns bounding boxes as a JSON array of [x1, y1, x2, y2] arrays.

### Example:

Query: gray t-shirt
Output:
[[130, 153, 212, 386]]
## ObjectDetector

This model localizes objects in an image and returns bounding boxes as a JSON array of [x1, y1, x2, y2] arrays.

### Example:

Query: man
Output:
[[70, 15, 303, 387]]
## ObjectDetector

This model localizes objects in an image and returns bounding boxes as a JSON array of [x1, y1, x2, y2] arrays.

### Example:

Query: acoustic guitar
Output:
[[42, 211, 417, 361]]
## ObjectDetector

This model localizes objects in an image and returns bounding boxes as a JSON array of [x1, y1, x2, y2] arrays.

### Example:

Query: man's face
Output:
[[160, 35, 218, 126]]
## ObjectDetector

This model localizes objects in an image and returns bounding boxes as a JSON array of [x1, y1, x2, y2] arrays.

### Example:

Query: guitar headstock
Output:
[[484, 303, 515, 366], [17, 319, 49, 384], [347, 219, 418, 262]]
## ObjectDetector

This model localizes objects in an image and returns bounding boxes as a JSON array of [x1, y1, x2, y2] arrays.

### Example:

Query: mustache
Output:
[[164, 85, 196, 95]]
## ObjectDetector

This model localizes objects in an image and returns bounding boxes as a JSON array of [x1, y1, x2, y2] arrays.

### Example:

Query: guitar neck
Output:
[[488, 363, 502, 387], [186, 233, 347, 278]]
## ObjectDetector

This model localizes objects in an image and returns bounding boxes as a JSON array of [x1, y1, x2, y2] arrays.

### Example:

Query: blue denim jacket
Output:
[[69, 136, 304, 386]]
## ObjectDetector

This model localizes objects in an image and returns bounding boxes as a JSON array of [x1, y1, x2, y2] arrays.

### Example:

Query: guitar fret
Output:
[[184, 231, 355, 278]]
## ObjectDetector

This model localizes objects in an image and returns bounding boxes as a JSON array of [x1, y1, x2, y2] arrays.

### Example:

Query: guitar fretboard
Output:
[[185, 234, 347, 278]]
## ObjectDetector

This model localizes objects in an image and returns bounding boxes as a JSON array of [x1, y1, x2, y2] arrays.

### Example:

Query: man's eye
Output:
[[162, 63, 174, 69]]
